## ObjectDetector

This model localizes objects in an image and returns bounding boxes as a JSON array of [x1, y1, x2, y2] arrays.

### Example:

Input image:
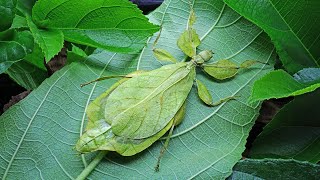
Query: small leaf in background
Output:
[[229, 159, 320, 180], [6, 59, 47, 90], [224, 0, 320, 74], [250, 69, 320, 102], [153, 48, 177, 63], [24, 43, 46, 70], [66, 44, 88, 64], [27, 16, 64, 62], [16, 0, 37, 15], [32, 0, 159, 53], [293, 68, 320, 84], [71, 44, 87, 58], [250, 89, 320, 163], [0, 0, 17, 31], [177, 29, 200, 57], [10, 15, 28, 29], [203, 59, 238, 80], [0, 30, 33, 74], [196, 79, 213, 106]]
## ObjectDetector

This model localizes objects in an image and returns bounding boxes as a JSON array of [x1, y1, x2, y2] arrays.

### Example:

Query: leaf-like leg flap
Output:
[[203, 59, 239, 80], [177, 29, 201, 57], [153, 48, 178, 63], [196, 79, 214, 106]]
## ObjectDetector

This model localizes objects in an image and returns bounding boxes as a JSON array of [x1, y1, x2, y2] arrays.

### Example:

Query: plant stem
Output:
[[76, 151, 108, 180]]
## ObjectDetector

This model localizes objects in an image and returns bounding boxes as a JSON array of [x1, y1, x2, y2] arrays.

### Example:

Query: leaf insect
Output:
[[76, 8, 266, 173]]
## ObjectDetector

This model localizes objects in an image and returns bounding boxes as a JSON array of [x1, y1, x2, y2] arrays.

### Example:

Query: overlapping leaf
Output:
[[0, 30, 34, 74], [0, 0, 17, 31], [0, 0, 275, 179], [250, 89, 320, 163], [32, 0, 159, 53], [230, 159, 320, 179], [6, 59, 47, 90], [250, 69, 320, 102], [27, 16, 64, 62], [224, 0, 320, 74]]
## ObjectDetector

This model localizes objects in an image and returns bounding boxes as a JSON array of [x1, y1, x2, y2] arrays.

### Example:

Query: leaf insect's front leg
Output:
[[80, 70, 146, 87]]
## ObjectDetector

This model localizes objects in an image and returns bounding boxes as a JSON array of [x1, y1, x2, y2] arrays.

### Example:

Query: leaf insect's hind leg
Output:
[[154, 123, 175, 172], [154, 102, 186, 172]]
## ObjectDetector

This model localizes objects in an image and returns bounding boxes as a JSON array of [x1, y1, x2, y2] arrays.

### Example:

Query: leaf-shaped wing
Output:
[[105, 63, 196, 139], [77, 75, 175, 155]]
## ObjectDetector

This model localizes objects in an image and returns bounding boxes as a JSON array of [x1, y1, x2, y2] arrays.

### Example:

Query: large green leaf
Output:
[[0, 30, 33, 74], [229, 159, 320, 180], [32, 0, 159, 53], [0, 0, 17, 31], [250, 89, 320, 163], [0, 0, 275, 179], [224, 0, 320, 74]]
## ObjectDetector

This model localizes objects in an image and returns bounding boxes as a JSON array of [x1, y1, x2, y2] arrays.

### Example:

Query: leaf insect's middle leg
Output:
[[154, 123, 175, 172]]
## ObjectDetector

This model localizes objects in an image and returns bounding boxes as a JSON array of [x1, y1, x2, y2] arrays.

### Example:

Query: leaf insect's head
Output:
[[193, 50, 213, 65]]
